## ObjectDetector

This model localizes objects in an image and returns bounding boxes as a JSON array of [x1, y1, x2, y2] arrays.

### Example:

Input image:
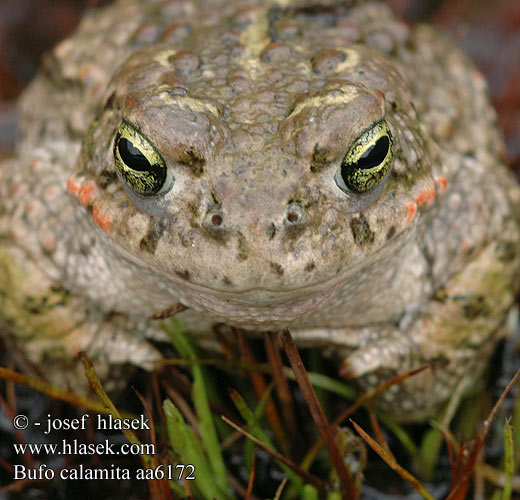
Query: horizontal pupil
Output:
[[118, 137, 152, 171], [357, 135, 389, 170]]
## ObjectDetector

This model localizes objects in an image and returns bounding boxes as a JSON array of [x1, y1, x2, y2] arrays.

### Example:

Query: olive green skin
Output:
[[1, 0, 519, 419]]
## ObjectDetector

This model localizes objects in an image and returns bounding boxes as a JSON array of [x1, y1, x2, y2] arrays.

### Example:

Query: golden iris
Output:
[[113, 122, 169, 195], [335, 120, 393, 194]]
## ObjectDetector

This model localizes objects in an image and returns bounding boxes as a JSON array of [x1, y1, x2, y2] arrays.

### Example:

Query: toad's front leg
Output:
[[296, 239, 519, 421], [0, 240, 162, 392]]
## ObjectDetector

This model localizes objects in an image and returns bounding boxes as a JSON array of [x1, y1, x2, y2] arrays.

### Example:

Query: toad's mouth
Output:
[[183, 278, 345, 326], [153, 282, 344, 327], [150, 227, 409, 325], [152, 255, 370, 327]]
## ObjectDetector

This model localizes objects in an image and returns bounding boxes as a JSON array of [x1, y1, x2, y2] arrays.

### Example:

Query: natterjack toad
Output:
[[1, 0, 519, 420]]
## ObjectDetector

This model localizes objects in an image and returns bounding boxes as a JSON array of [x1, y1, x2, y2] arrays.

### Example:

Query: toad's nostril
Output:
[[211, 213, 223, 226], [286, 203, 304, 225], [287, 210, 299, 223]]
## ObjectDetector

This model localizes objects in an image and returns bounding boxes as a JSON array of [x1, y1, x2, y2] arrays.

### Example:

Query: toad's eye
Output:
[[334, 120, 393, 194], [113, 122, 172, 195]]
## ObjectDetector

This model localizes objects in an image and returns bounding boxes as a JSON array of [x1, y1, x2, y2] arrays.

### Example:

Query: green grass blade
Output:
[[379, 414, 419, 460], [229, 388, 273, 471], [491, 490, 502, 500], [163, 399, 226, 500], [230, 388, 273, 446], [501, 419, 514, 500], [302, 484, 319, 500], [228, 389, 303, 492], [326, 492, 342, 500], [304, 372, 358, 400], [163, 321, 231, 497], [513, 392, 520, 463]]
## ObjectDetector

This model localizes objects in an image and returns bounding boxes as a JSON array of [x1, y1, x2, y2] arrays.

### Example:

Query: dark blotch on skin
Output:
[[23, 285, 70, 315], [177, 147, 205, 176], [460, 295, 490, 319], [79, 243, 91, 257], [386, 225, 396, 240], [350, 214, 374, 246], [267, 223, 277, 240], [433, 288, 448, 302], [223, 276, 233, 286], [270, 262, 284, 275], [140, 220, 166, 254], [237, 232, 248, 260], [310, 144, 331, 172], [175, 270, 191, 281], [496, 241, 517, 262], [103, 92, 116, 110], [284, 219, 307, 240], [291, 3, 354, 17], [97, 168, 118, 189], [305, 261, 316, 271]]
